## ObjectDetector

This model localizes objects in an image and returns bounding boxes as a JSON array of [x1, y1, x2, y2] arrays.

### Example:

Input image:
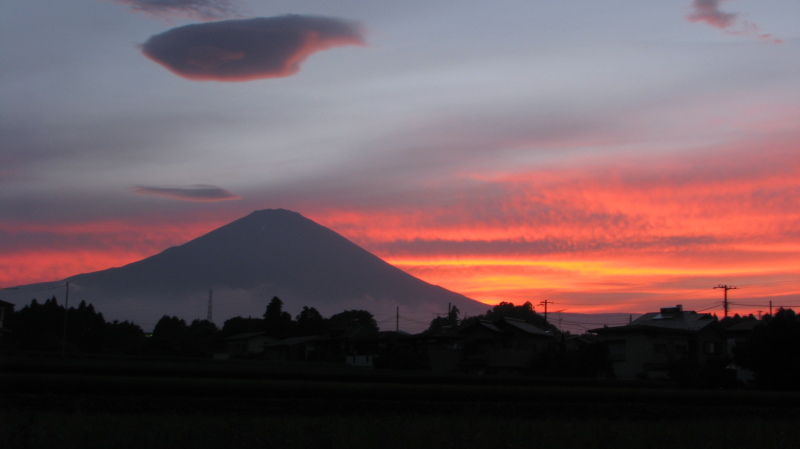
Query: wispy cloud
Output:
[[109, 0, 243, 21], [141, 15, 366, 81], [686, 0, 781, 43], [132, 184, 241, 201]]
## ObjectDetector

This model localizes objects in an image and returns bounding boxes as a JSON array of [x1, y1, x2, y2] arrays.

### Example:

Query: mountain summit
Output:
[[17, 209, 482, 329]]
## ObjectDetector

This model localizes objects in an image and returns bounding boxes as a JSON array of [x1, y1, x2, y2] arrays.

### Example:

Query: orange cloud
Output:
[[0, 218, 223, 286], [5, 128, 798, 319], [305, 133, 800, 316]]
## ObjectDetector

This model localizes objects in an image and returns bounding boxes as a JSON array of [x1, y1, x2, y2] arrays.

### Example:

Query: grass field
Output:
[[4, 355, 800, 449]]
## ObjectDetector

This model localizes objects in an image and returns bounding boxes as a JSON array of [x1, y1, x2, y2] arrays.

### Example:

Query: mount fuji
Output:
[[11, 209, 484, 330]]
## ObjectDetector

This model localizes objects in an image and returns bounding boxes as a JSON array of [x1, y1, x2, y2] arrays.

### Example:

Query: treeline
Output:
[[729, 308, 800, 390], [5, 297, 554, 358], [6, 296, 799, 390], [8, 297, 145, 355], [3, 296, 379, 358]]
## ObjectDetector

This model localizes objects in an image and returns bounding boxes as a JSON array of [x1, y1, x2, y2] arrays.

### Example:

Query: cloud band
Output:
[[132, 184, 241, 201]]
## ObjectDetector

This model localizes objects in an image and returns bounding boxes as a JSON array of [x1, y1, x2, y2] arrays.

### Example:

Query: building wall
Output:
[[602, 330, 727, 379]]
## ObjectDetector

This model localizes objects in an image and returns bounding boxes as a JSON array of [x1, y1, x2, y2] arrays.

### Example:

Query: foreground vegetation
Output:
[[4, 355, 800, 449]]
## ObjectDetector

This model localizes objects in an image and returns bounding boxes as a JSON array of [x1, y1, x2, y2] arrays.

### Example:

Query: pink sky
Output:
[[2, 1, 798, 321]]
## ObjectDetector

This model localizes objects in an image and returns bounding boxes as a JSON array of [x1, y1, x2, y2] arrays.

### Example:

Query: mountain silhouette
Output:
[[14, 209, 483, 330]]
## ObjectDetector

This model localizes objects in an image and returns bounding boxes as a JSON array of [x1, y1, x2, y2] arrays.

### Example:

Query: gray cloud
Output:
[[110, 0, 242, 20], [132, 184, 241, 201], [141, 15, 366, 81], [686, 0, 781, 42], [687, 0, 737, 29]]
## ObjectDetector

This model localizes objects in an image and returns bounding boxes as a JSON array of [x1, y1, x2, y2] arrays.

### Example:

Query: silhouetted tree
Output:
[[152, 315, 187, 339], [220, 316, 264, 337], [295, 306, 327, 336], [10, 297, 146, 355], [734, 308, 800, 390], [10, 297, 65, 351], [720, 313, 758, 330], [329, 310, 378, 334], [263, 296, 293, 338], [67, 301, 106, 353], [147, 315, 189, 356], [185, 319, 219, 357], [424, 305, 460, 335], [103, 320, 146, 354]]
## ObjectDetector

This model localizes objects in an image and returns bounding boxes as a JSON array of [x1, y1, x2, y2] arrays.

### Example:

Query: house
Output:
[[0, 299, 14, 347], [591, 305, 727, 380], [261, 324, 389, 366], [214, 331, 275, 359], [724, 319, 761, 385], [0, 299, 13, 332], [263, 335, 327, 362], [429, 317, 553, 375]]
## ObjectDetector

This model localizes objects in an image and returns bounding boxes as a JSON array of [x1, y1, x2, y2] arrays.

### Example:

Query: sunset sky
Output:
[[2, 1, 799, 324]]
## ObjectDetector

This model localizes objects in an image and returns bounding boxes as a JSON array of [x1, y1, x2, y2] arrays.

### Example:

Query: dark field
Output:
[[3, 356, 800, 449]]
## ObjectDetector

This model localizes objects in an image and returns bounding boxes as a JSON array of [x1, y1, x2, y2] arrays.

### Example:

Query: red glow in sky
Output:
[[3, 134, 798, 318], [2, 1, 798, 324]]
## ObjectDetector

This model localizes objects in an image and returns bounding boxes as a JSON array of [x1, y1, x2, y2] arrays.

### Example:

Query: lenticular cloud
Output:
[[141, 15, 366, 81]]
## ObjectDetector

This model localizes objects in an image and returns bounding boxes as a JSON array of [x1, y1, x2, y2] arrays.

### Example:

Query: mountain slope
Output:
[[17, 209, 483, 329]]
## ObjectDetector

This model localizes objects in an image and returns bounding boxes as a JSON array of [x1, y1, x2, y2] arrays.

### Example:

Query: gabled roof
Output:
[[460, 320, 503, 334], [592, 305, 718, 334], [459, 317, 552, 338], [631, 309, 714, 331], [497, 317, 552, 337]]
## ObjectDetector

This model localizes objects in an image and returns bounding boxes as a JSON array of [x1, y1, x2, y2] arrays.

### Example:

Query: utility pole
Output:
[[396, 306, 399, 332], [713, 284, 737, 319], [539, 300, 553, 324], [207, 288, 213, 322]]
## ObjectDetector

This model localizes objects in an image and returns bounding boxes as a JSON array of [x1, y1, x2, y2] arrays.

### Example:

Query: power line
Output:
[[737, 279, 800, 288]]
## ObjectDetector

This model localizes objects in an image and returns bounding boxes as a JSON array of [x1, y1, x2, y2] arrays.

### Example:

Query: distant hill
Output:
[[10, 209, 483, 330]]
